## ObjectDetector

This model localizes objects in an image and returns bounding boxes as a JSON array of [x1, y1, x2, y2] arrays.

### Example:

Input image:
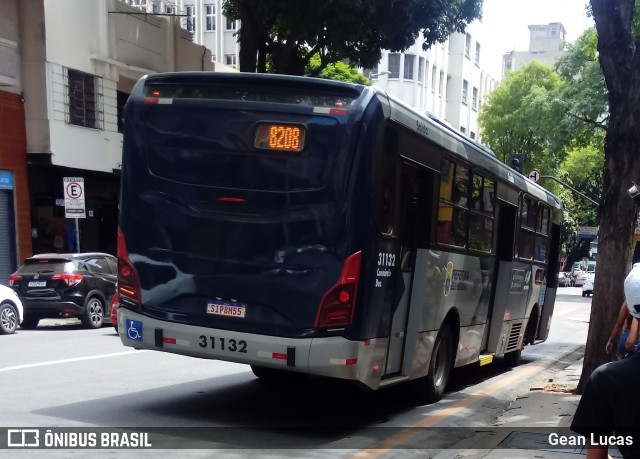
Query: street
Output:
[[0, 287, 591, 458]]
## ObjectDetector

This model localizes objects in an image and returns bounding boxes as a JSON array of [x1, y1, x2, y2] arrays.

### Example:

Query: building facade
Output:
[[368, 21, 499, 141], [0, 0, 31, 285], [123, 0, 240, 68], [19, 0, 214, 258], [502, 22, 567, 79]]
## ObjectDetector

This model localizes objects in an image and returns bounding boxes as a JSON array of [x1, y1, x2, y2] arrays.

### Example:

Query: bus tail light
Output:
[[316, 251, 361, 328], [117, 227, 142, 305]]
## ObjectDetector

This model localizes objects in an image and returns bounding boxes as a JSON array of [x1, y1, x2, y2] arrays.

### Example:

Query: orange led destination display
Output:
[[254, 123, 306, 152]]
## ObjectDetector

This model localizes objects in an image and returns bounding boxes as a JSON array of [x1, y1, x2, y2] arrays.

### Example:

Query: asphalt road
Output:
[[0, 287, 590, 458]]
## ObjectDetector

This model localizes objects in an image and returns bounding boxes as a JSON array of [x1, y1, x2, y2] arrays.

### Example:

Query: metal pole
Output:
[[540, 175, 600, 207], [75, 218, 80, 253]]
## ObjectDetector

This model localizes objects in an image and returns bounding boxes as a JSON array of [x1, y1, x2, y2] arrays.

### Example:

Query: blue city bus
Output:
[[117, 72, 562, 402]]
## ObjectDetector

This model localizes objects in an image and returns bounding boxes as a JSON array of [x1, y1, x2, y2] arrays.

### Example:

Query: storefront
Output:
[[0, 170, 18, 286], [28, 165, 119, 256]]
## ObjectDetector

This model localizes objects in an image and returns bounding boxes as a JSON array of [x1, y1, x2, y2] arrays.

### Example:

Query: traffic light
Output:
[[509, 154, 524, 174]]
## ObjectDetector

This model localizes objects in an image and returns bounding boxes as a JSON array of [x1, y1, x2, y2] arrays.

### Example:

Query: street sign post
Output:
[[527, 169, 541, 183], [63, 177, 85, 253]]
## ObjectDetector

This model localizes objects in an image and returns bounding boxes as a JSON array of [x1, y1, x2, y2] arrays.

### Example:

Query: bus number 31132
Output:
[[199, 335, 248, 353]]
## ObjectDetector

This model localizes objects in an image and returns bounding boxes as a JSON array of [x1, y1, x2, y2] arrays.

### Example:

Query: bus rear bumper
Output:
[[118, 309, 384, 388]]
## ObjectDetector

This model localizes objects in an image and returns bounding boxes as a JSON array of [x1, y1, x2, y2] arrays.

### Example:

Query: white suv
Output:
[[582, 273, 595, 297]]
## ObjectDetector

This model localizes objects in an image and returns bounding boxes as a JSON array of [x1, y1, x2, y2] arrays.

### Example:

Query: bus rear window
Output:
[[144, 83, 357, 108]]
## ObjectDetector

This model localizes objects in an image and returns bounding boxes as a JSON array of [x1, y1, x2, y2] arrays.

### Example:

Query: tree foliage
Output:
[[478, 61, 567, 173], [222, 0, 482, 75], [554, 28, 608, 147], [304, 55, 370, 84], [576, 0, 640, 392]]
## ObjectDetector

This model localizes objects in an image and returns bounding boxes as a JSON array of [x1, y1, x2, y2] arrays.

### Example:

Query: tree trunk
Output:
[[236, 0, 263, 72], [577, 0, 640, 391]]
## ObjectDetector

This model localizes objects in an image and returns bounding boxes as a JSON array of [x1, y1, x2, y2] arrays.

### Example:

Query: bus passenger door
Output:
[[384, 164, 432, 376]]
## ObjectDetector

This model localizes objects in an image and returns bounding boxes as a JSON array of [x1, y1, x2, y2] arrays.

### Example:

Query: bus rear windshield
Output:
[[144, 82, 359, 108]]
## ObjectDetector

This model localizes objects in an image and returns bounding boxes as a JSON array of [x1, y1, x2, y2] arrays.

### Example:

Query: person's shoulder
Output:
[[590, 356, 640, 384]]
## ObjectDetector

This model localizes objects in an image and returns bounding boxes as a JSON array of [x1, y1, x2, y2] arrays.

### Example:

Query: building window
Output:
[[225, 54, 237, 67], [439, 70, 444, 95], [418, 57, 425, 83], [460, 126, 466, 133], [388, 54, 400, 78], [116, 91, 128, 133], [472, 87, 478, 110], [470, 131, 476, 139], [226, 17, 237, 30], [205, 4, 215, 31], [465, 33, 471, 59], [165, 4, 176, 14], [186, 5, 196, 32], [462, 80, 468, 104], [475, 42, 481, 66], [403, 55, 415, 80], [211, 55, 217, 62], [431, 64, 437, 91], [66, 68, 102, 129]]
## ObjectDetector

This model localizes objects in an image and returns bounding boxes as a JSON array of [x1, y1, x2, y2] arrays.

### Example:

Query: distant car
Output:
[[582, 273, 595, 297], [9, 253, 117, 330], [0, 284, 23, 334], [110, 293, 119, 333], [558, 272, 572, 287], [574, 271, 589, 287]]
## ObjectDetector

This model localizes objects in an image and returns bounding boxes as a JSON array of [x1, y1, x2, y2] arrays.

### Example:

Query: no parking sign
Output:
[[63, 177, 86, 218]]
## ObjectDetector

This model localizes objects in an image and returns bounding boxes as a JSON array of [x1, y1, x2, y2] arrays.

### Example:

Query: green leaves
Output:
[[223, 0, 483, 74]]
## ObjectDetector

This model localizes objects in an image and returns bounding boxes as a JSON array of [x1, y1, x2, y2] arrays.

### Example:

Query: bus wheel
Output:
[[504, 349, 521, 367], [250, 365, 308, 383], [416, 325, 453, 404]]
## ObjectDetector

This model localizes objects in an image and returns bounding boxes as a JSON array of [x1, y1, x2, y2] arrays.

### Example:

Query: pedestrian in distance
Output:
[[571, 263, 640, 459]]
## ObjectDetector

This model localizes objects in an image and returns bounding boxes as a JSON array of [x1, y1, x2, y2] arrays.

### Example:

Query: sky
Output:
[[479, 0, 594, 78]]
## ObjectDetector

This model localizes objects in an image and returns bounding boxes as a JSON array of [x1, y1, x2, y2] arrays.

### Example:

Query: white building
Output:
[[502, 23, 567, 79], [123, 0, 240, 68], [367, 21, 499, 141], [20, 0, 215, 255]]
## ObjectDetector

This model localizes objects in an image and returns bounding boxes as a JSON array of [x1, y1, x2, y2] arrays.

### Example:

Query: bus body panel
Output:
[[121, 81, 376, 338], [118, 72, 563, 393]]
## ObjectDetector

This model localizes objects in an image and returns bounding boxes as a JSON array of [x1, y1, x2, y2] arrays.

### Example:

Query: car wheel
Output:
[[0, 303, 18, 335], [81, 297, 104, 329], [20, 315, 40, 330]]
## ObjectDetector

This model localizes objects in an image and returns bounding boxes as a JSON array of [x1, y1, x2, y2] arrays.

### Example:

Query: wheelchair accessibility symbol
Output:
[[126, 319, 143, 341]]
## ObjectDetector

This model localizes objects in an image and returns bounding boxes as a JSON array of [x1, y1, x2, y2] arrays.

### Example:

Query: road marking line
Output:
[[350, 362, 544, 458], [0, 350, 150, 373]]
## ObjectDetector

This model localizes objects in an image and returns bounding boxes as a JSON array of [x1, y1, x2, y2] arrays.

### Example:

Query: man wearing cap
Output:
[[570, 263, 640, 458]]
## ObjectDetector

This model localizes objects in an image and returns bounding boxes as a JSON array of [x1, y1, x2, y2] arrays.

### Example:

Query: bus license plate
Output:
[[28, 281, 47, 287], [206, 301, 246, 318]]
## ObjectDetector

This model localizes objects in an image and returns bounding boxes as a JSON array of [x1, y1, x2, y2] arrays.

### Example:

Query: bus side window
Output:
[[518, 196, 535, 259], [437, 159, 468, 248], [376, 127, 399, 236]]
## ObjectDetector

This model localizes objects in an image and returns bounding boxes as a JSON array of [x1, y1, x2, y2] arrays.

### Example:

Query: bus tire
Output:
[[250, 365, 308, 383], [416, 324, 454, 404], [504, 349, 522, 367]]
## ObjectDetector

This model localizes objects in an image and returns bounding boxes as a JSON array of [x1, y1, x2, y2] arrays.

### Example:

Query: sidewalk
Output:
[[433, 355, 624, 459]]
